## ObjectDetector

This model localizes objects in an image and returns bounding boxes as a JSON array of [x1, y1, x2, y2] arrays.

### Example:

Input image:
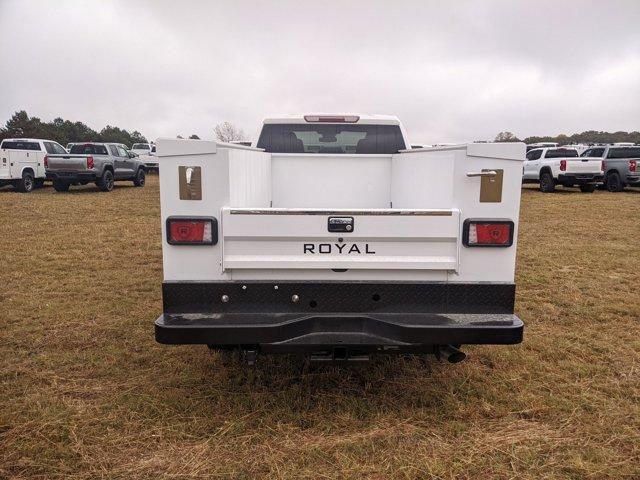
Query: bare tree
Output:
[[214, 121, 245, 142], [494, 131, 520, 142]]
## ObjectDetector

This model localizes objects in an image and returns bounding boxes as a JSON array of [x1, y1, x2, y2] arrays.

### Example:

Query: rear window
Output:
[[70, 144, 108, 155], [1, 140, 41, 151], [544, 149, 578, 158], [132, 143, 149, 150], [607, 147, 640, 159], [257, 124, 406, 154]]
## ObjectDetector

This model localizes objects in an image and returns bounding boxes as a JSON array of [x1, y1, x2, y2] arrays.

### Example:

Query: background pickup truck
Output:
[[580, 145, 640, 192], [133, 143, 159, 172], [154, 114, 525, 364], [46, 142, 146, 192], [522, 147, 603, 192]]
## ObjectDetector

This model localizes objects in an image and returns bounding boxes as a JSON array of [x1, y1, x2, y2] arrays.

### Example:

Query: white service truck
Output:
[[522, 147, 603, 192], [154, 114, 525, 363], [0, 138, 67, 192]]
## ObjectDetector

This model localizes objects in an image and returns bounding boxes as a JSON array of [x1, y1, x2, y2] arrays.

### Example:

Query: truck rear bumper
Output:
[[46, 171, 97, 182], [155, 281, 523, 351], [155, 312, 523, 351], [558, 173, 603, 184]]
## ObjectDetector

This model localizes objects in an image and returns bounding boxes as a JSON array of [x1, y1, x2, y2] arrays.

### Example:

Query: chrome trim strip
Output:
[[228, 208, 453, 216]]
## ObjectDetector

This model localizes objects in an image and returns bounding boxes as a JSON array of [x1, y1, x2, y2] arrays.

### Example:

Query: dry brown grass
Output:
[[1, 178, 639, 479]]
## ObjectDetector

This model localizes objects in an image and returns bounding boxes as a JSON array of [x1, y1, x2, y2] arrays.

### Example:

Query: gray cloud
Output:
[[1, 0, 639, 143]]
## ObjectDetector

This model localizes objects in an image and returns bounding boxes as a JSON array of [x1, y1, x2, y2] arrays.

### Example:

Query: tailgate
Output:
[[565, 158, 602, 174], [47, 155, 88, 171], [222, 208, 460, 271]]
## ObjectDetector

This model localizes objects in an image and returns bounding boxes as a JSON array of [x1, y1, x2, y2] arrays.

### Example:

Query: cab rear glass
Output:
[[544, 149, 578, 158], [70, 144, 108, 155], [607, 147, 640, 159], [1, 140, 41, 150], [257, 124, 406, 154]]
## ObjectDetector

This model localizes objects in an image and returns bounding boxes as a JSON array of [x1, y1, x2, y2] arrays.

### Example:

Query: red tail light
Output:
[[166, 217, 217, 245], [630, 160, 637, 173], [86, 156, 94, 169], [601, 160, 606, 171], [463, 220, 514, 247], [559, 160, 567, 171], [43, 155, 48, 168]]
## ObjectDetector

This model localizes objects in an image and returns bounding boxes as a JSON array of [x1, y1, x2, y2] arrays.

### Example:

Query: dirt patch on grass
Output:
[[1, 179, 639, 479]]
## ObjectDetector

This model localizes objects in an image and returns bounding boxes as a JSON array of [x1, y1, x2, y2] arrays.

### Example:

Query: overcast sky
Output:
[[1, 0, 639, 143]]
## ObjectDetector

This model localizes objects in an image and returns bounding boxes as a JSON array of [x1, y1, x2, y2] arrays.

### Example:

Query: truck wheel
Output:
[[579, 184, 596, 193], [133, 168, 146, 187], [16, 171, 34, 193], [539, 171, 555, 193], [605, 172, 623, 192], [97, 170, 114, 192], [53, 180, 70, 192]]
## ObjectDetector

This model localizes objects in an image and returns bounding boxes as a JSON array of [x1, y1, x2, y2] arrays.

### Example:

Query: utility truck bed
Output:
[[154, 115, 525, 363]]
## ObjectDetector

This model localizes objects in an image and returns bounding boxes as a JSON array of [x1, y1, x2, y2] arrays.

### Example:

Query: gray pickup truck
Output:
[[46, 142, 146, 192], [581, 145, 640, 191]]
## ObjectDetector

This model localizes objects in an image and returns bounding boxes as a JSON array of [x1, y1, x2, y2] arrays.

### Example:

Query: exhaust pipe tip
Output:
[[436, 345, 466, 363]]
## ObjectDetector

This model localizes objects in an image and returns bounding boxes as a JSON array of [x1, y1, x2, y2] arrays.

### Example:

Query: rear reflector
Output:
[[629, 160, 637, 172], [463, 219, 514, 247], [166, 217, 217, 245], [304, 115, 360, 123]]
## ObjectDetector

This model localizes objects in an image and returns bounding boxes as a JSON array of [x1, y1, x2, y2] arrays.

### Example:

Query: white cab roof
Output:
[[2, 138, 52, 142]]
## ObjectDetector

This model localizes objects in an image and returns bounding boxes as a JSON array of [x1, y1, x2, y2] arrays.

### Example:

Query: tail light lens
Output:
[[630, 160, 637, 173], [601, 160, 606, 171], [43, 155, 48, 168], [559, 160, 567, 171], [463, 220, 514, 247], [86, 156, 94, 169], [166, 217, 217, 245]]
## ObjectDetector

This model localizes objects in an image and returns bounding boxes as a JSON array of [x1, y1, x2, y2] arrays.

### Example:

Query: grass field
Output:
[[1, 176, 639, 479]]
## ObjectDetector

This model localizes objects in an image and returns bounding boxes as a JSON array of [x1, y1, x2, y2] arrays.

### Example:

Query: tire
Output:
[[133, 168, 145, 187], [605, 172, 624, 192], [16, 171, 34, 193], [97, 169, 114, 192], [34, 179, 45, 188], [580, 184, 596, 193], [539, 171, 556, 193], [53, 180, 70, 192]]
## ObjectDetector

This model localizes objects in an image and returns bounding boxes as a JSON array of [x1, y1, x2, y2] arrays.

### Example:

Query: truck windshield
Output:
[[132, 144, 149, 150], [70, 144, 108, 155], [545, 149, 578, 158], [257, 124, 406, 154], [607, 147, 640, 159]]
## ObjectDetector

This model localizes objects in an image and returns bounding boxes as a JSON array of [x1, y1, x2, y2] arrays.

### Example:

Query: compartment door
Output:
[[221, 208, 460, 271]]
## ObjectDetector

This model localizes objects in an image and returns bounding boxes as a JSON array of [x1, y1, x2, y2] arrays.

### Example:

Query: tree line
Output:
[[495, 130, 640, 144], [0, 111, 246, 146], [0, 111, 148, 147]]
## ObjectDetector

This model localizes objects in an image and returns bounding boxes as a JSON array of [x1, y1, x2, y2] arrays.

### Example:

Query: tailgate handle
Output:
[[467, 170, 497, 178]]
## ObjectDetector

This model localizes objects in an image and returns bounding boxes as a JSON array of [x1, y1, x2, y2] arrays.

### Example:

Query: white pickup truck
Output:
[[132, 143, 159, 171], [154, 114, 525, 363], [523, 147, 603, 192]]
